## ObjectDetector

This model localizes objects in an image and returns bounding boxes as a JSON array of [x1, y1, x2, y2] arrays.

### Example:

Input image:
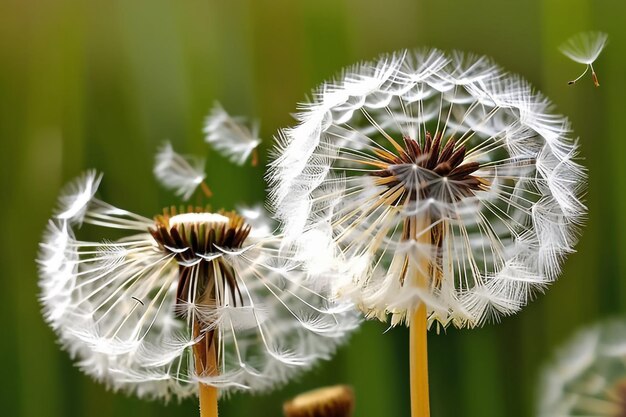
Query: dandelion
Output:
[[560, 31, 608, 87], [204, 102, 262, 166], [538, 320, 626, 417], [283, 385, 355, 417], [38, 163, 358, 415], [268, 49, 586, 417]]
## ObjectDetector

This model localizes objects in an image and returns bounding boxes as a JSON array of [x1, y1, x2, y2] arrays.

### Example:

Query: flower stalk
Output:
[[198, 372, 219, 417], [193, 321, 219, 417], [410, 304, 430, 417], [406, 215, 431, 417]]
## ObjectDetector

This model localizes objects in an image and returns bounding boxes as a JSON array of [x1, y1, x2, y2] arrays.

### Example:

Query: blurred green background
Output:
[[0, 0, 624, 416]]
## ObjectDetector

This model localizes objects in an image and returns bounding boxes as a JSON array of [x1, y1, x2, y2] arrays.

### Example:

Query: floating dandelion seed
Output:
[[204, 102, 262, 166], [560, 31, 608, 87], [38, 167, 358, 414], [269, 49, 586, 417], [154, 141, 211, 200], [538, 320, 626, 417]]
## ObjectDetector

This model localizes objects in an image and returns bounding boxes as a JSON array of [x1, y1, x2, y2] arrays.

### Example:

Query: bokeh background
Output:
[[1, 0, 624, 416]]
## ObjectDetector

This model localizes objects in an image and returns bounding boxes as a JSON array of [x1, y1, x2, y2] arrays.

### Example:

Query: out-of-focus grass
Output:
[[1, 1, 624, 416]]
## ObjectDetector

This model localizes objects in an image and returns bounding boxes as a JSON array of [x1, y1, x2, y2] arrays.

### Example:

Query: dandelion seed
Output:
[[560, 31, 608, 87], [154, 141, 210, 200], [268, 49, 586, 417], [38, 166, 358, 414], [204, 102, 262, 166], [538, 320, 626, 417]]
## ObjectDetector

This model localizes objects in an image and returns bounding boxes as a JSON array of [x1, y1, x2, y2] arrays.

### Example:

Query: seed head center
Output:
[[169, 212, 229, 227], [371, 131, 487, 203], [150, 206, 251, 260], [148, 206, 250, 315]]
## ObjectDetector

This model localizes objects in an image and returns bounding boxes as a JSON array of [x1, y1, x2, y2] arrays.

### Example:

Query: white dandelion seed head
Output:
[[38, 172, 358, 401], [560, 31, 608, 65], [538, 320, 626, 417], [204, 102, 262, 165], [268, 49, 587, 328], [154, 141, 206, 201]]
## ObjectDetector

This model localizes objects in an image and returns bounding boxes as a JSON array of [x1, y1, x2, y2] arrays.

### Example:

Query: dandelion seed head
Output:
[[269, 49, 586, 328], [39, 171, 358, 401]]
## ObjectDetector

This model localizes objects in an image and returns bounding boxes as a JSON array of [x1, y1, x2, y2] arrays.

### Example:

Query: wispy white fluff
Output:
[[538, 320, 626, 417], [560, 31, 608, 86], [560, 31, 608, 65], [268, 49, 586, 329], [38, 173, 359, 401], [55, 170, 102, 223], [204, 102, 261, 165], [154, 142, 206, 200]]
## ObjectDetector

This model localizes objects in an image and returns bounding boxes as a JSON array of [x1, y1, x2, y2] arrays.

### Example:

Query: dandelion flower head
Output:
[[38, 146, 357, 400], [269, 49, 586, 328]]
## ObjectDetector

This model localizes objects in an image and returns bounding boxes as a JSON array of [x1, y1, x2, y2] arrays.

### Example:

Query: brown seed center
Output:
[[149, 206, 251, 310], [370, 131, 487, 204]]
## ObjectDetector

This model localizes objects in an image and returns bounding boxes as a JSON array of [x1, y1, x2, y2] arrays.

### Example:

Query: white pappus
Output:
[[560, 31, 608, 87], [204, 102, 262, 166]]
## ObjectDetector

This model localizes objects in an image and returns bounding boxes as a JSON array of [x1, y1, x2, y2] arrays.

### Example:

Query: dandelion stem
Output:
[[410, 303, 430, 417], [193, 322, 219, 417], [406, 215, 431, 417], [198, 381, 218, 417]]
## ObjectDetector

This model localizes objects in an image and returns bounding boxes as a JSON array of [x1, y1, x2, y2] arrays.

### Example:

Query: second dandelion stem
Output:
[[410, 304, 430, 417], [405, 215, 431, 417]]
